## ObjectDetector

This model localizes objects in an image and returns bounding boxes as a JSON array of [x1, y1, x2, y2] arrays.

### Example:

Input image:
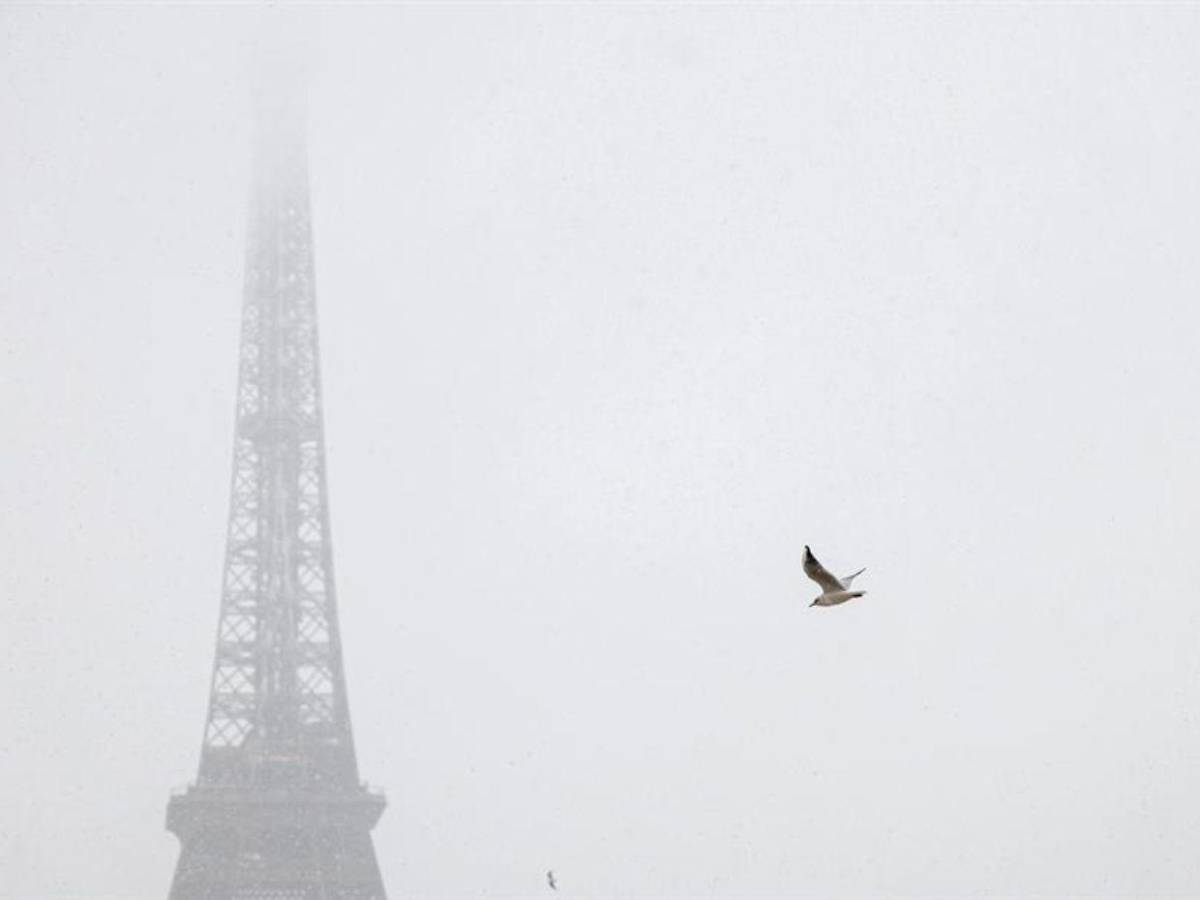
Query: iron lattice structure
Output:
[[167, 97, 387, 900]]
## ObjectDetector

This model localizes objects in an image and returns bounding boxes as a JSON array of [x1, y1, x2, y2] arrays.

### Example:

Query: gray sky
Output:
[[4, 4, 1200, 898]]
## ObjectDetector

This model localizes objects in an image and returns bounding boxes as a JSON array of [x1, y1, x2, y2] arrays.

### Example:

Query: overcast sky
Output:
[[4, 4, 1200, 899]]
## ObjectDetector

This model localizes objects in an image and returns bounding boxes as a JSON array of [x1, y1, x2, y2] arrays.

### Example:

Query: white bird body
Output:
[[811, 588, 863, 607], [804, 545, 867, 607]]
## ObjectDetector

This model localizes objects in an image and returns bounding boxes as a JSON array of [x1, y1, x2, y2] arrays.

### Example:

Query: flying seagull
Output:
[[547, 870, 557, 891], [804, 545, 866, 607]]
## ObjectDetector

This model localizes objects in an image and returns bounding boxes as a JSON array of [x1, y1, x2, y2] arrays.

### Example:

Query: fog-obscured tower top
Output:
[[200, 72, 356, 788]]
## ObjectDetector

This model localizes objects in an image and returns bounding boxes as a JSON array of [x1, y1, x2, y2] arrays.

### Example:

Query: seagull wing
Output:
[[841, 567, 866, 588], [804, 546, 844, 593]]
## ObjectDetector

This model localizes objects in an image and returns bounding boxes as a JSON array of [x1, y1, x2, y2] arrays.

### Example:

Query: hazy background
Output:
[[4, 4, 1200, 898]]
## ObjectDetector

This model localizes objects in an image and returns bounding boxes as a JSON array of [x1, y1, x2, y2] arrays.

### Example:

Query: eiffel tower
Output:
[[166, 85, 388, 899]]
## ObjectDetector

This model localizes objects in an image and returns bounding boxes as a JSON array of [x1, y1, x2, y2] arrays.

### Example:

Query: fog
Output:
[[4, 4, 1200, 898]]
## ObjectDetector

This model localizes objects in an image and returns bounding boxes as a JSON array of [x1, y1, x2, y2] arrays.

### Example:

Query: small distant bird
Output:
[[547, 870, 557, 891], [804, 545, 866, 607]]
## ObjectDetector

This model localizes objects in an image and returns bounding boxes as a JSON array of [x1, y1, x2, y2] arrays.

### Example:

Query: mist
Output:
[[4, 4, 1200, 899]]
